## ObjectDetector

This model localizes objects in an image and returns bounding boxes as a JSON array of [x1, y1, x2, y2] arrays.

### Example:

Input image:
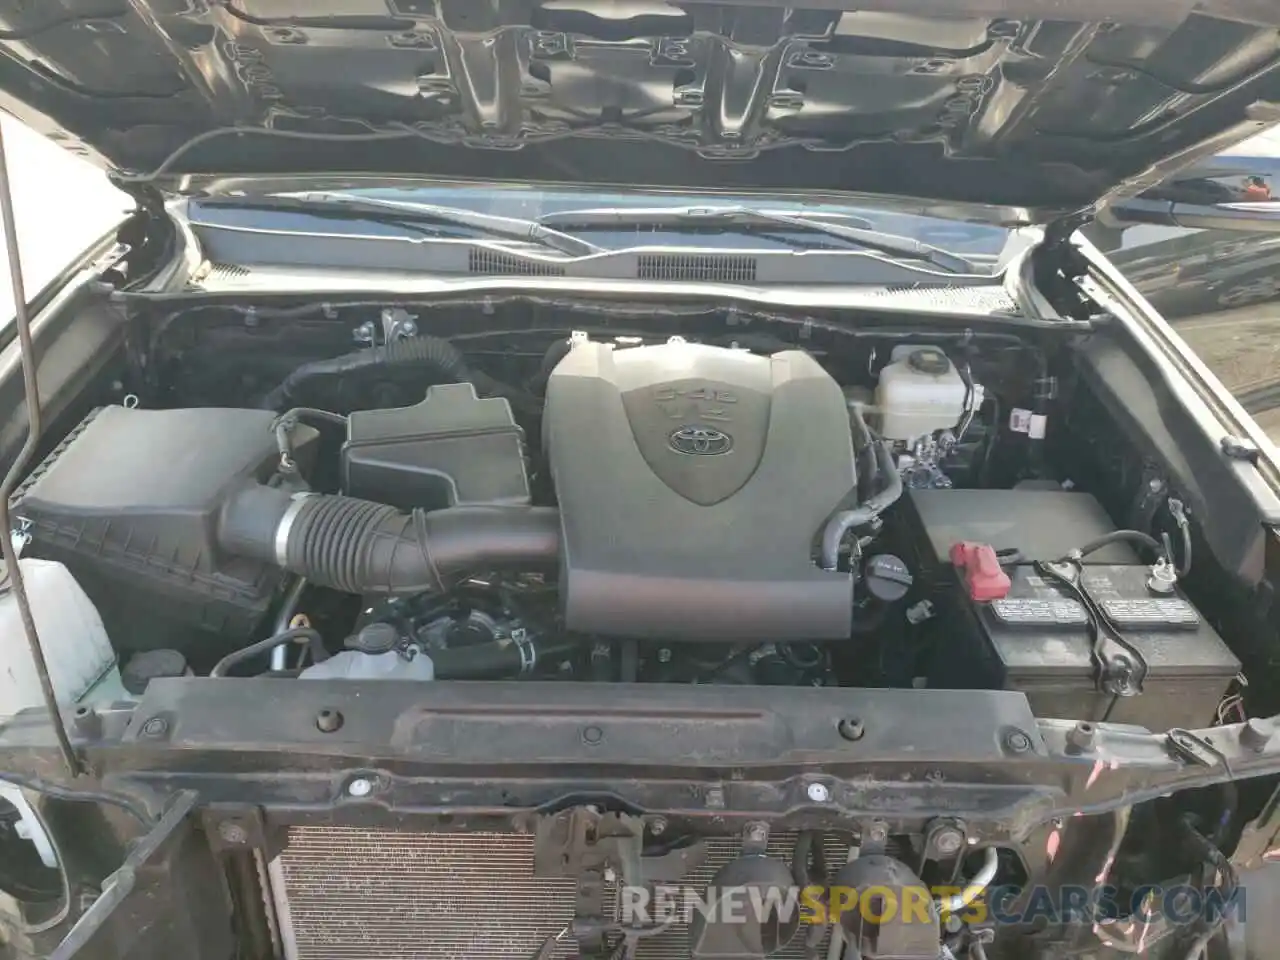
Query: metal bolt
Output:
[[649, 816, 668, 836], [657, 38, 690, 59], [838, 717, 865, 741], [582, 725, 603, 745], [316, 709, 344, 733], [866, 820, 889, 844], [1147, 559, 1177, 595], [932, 824, 965, 856], [72, 706, 102, 739], [807, 782, 830, 803], [1067, 721, 1098, 752], [347, 778, 373, 798], [1004, 729, 1033, 754], [744, 821, 769, 844], [218, 822, 248, 845], [353, 321, 376, 344], [905, 599, 935, 624], [139, 716, 168, 739], [657, 648, 672, 664], [1241, 718, 1274, 752]]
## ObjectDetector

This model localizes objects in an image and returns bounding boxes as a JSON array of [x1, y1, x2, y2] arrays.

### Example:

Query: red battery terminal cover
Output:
[[949, 541, 1012, 602]]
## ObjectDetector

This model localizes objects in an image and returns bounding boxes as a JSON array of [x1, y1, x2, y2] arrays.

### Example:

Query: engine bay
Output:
[[4, 289, 1278, 960], [0, 298, 1242, 731]]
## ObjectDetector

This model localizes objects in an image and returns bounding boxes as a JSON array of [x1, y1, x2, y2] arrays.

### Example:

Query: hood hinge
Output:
[[99, 179, 173, 289], [110, 177, 166, 216], [1035, 207, 1097, 321], [1043, 208, 1096, 260]]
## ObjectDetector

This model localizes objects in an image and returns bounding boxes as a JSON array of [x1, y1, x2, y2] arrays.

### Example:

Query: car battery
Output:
[[929, 563, 1240, 731]]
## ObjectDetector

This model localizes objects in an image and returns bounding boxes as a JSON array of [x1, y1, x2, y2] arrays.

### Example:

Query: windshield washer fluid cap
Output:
[[544, 337, 855, 641]]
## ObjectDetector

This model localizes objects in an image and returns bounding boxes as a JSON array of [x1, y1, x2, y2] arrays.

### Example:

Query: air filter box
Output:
[[12, 405, 296, 654]]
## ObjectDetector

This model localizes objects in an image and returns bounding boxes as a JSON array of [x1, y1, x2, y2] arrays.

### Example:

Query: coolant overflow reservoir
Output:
[[875, 345, 970, 442], [0, 558, 127, 718], [299, 649, 436, 681]]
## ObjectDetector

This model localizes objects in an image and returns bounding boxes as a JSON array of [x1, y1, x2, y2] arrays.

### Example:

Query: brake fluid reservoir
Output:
[[0, 558, 127, 718], [875, 345, 969, 442]]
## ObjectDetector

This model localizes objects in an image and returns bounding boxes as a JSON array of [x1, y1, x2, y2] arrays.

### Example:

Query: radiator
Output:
[[268, 826, 850, 960]]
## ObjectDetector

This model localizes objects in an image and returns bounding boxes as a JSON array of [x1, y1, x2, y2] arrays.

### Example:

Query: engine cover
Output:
[[544, 338, 856, 641]]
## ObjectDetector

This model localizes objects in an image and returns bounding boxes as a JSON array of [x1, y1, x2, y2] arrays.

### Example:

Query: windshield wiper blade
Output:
[[198, 192, 602, 257], [538, 205, 978, 274]]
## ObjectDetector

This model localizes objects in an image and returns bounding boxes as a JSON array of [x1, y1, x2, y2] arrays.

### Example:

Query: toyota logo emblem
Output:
[[668, 425, 733, 456]]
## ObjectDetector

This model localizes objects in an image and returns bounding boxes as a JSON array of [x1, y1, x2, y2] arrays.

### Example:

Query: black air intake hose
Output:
[[261, 337, 471, 410], [218, 484, 560, 594], [431, 635, 581, 680]]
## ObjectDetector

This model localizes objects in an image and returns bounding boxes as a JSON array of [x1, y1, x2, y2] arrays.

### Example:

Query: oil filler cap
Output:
[[864, 554, 913, 603], [907, 348, 950, 376], [950, 541, 1012, 602]]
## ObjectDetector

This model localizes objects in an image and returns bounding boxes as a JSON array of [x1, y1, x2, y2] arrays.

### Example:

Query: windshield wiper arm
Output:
[[198, 192, 602, 257], [538, 205, 978, 274]]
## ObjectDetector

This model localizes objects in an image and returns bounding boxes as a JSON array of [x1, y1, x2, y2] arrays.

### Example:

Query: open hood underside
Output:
[[4, 0, 1280, 216]]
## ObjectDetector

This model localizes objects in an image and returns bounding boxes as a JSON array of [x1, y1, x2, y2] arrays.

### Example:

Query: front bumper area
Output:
[[3, 681, 1280, 959]]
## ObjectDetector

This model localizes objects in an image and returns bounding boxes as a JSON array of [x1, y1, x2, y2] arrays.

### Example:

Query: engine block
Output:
[[544, 337, 856, 641]]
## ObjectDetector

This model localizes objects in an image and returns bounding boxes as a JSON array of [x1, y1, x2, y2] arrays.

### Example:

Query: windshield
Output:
[[189, 184, 1013, 278]]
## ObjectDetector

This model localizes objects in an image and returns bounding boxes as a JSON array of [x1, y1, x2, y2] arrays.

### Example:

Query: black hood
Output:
[[5, 0, 1280, 217]]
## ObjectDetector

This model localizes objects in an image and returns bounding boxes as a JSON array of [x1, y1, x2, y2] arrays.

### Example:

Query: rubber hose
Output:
[[856, 445, 878, 502], [936, 846, 999, 915], [531, 337, 573, 390], [432, 635, 580, 680], [792, 831, 828, 889], [272, 407, 349, 429], [819, 439, 903, 571], [211, 627, 327, 678], [218, 483, 561, 595], [848, 404, 879, 501], [260, 336, 470, 410], [980, 395, 1002, 487], [850, 601, 889, 635]]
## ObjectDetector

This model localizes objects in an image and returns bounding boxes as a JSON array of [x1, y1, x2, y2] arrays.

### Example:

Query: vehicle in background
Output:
[[1094, 152, 1280, 318]]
